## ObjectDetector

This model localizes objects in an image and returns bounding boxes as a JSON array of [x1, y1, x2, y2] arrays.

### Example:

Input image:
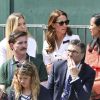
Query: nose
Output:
[[22, 42, 27, 48], [20, 79, 24, 84], [67, 52, 73, 57], [64, 23, 67, 26]]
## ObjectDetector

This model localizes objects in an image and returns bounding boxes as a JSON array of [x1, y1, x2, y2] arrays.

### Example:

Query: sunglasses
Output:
[[17, 63, 25, 68], [56, 20, 69, 26]]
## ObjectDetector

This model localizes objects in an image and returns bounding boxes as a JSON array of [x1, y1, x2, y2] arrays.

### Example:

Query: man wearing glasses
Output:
[[48, 39, 95, 100], [0, 31, 48, 92]]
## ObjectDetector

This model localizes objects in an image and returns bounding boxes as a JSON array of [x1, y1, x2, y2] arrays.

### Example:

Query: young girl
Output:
[[7, 62, 51, 100]]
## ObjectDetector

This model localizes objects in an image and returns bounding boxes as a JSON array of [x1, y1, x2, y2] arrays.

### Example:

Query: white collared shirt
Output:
[[42, 34, 80, 65]]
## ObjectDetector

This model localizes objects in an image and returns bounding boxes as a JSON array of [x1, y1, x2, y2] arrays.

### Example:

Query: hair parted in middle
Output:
[[11, 61, 40, 100]]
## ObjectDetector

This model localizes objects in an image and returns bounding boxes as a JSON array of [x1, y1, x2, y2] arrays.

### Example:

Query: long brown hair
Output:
[[46, 9, 72, 53]]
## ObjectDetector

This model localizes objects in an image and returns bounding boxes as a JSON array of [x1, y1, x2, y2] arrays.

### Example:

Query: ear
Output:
[[9, 43, 14, 50]]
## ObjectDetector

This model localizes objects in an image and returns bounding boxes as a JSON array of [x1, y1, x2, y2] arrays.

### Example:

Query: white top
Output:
[[42, 34, 80, 65], [0, 37, 37, 66]]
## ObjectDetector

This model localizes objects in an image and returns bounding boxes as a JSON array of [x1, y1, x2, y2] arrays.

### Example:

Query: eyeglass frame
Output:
[[67, 49, 81, 54], [55, 20, 70, 26]]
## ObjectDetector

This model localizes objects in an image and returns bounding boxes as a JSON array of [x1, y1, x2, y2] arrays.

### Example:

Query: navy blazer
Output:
[[48, 60, 96, 100]]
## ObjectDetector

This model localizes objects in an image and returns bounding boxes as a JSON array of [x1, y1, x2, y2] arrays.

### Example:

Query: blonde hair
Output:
[[11, 61, 40, 100], [5, 12, 26, 59]]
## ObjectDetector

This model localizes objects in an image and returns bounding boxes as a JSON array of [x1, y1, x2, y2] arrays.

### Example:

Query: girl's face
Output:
[[16, 17, 27, 32], [18, 74, 31, 89], [53, 15, 68, 37], [89, 17, 100, 37]]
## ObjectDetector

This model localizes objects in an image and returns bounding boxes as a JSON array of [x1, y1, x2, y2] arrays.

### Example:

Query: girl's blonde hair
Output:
[[11, 61, 40, 100], [5, 12, 26, 59]]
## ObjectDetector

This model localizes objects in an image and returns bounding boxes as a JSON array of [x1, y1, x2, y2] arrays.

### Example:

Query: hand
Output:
[[46, 63, 52, 75], [67, 57, 81, 80]]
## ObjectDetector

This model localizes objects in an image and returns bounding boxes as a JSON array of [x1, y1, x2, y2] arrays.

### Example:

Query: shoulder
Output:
[[53, 60, 67, 71], [30, 55, 44, 67], [6, 87, 15, 100], [82, 63, 96, 75], [0, 38, 7, 49], [43, 40, 49, 47], [28, 37, 36, 44], [0, 59, 11, 68]]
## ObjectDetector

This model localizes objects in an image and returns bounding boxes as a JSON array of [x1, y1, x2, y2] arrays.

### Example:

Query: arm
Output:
[[0, 64, 6, 92], [71, 69, 95, 100], [27, 37, 37, 57], [0, 40, 7, 66], [47, 64, 54, 99], [42, 40, 52, 65], [39, 61, 48, 82], [46, 63, 52, 75]]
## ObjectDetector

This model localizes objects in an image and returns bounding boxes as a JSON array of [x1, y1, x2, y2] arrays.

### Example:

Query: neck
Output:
[[56, 33, 64, 41], [14, 54, 26, 63], [22, 88, 31, 96]]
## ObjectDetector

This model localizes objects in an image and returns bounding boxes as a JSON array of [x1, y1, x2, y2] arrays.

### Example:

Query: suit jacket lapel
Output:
[[60, 61, 68, 87], [79, 63, 86, 79]]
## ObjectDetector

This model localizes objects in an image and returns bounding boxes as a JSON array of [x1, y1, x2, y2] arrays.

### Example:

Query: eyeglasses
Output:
[[67, 49, 80, 54], [56, 20, 69, 26], [17, 63, 26, 68]]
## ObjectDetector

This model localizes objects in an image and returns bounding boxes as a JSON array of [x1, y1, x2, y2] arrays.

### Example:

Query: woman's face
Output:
[[18, 74, 31, 89], [16, 17, 27, 32], [89, 17, 100, 37], [53, 15, 69, 37]]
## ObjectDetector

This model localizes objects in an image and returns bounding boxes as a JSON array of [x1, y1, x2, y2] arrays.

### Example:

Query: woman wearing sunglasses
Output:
[[42, 9, 80, 74]]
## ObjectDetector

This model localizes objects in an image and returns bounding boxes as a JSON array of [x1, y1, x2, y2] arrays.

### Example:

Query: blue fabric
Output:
[[61, 75, 72, 100]]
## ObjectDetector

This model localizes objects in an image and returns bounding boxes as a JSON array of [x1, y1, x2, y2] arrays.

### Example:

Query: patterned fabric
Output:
[[20, 94, 32, 100], [61, 75, 72, 100]]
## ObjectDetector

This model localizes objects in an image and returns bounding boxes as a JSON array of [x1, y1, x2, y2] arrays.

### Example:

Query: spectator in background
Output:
[[0, 31, 47, 92], [42, 9, 80, 74], [7, 61, 51, 100], [48, 40, 95, 100], [0, 12, 37, 66], [85, 13, 100, 100]]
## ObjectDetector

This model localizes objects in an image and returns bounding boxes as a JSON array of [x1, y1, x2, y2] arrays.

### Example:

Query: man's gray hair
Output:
[[69, 39, 86, 53]]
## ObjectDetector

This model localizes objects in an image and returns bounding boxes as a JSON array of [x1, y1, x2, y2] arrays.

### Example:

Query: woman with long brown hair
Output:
[[42, 9, 80, 74]]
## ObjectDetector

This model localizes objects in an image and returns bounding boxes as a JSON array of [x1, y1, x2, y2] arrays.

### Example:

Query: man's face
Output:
[[10, 35, 28, 56], [67, 44, 84, 64]]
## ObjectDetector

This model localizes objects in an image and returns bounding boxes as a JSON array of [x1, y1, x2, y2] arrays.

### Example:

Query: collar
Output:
[[11, 53, 30, 65]]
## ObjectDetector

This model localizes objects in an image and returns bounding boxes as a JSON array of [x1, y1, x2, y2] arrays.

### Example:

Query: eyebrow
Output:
[[67, 49, 79, 53]]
